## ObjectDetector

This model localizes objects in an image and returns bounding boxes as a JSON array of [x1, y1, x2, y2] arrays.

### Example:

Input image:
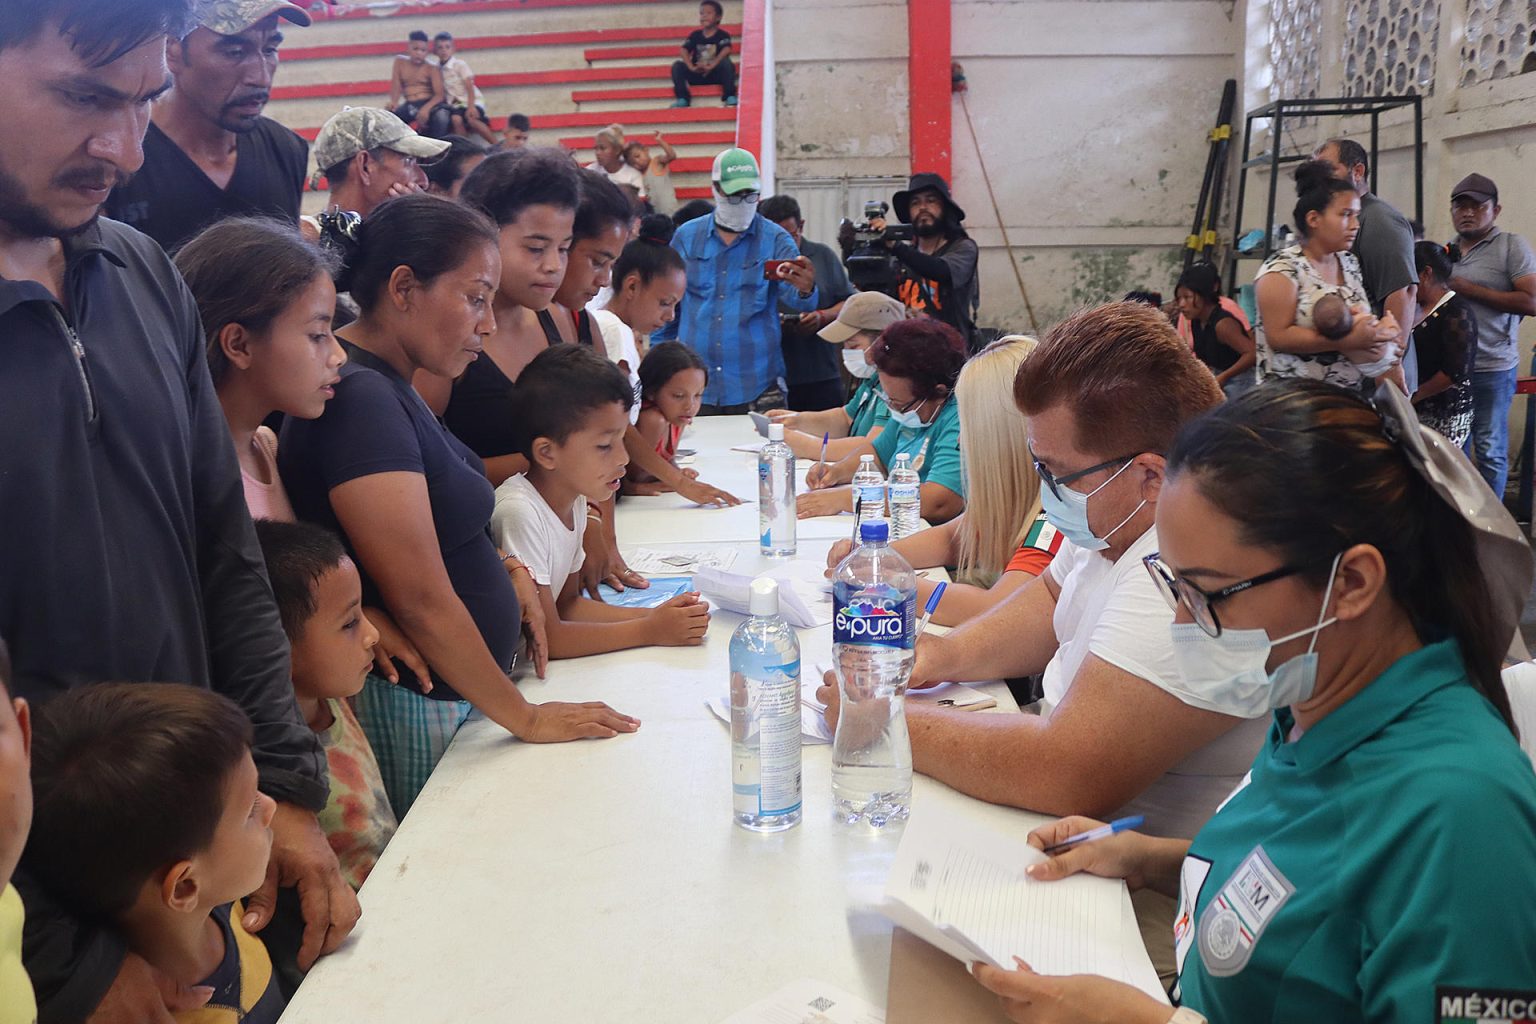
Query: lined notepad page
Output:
[[883, 808, 1168, 1002]]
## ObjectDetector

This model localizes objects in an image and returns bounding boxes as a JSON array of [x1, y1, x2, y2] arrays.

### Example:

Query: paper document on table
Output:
[[594, 575, 692, 608], [732, 441, 768, 454], [719, 978, 884, 1024], [694, 565, 832, 627], [705, 689, 831, 745], [626, 547, 738, 576], [881, 807, 1168, 1003]]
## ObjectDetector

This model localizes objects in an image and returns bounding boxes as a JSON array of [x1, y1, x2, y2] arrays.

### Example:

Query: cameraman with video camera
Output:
[[874, 173, 979, 346]]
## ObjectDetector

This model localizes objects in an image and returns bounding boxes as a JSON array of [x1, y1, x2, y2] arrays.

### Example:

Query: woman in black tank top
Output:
[[1175, 262, 1256, 398]]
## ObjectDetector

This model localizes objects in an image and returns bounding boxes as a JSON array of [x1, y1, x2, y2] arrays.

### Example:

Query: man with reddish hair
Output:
[[817, 302, 1269, 977]]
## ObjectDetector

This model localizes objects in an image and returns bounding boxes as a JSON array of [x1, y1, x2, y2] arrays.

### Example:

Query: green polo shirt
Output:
[[871, 393, 964, 498], [844, 378, 891, 437], [1174, 639, 1536, 1023]]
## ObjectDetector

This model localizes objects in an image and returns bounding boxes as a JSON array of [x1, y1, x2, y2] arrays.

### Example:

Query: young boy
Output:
[[624, 133, 679, 216], [0, 639, 36, 1024], [492, 345, 712, 658], [255, 521, 397, 892], [500, 112, 531, 150], [670, 1, 737, 108], [23, 683, 283, 1022], [431, 32, 498, 145], [389, 30, 449, 138]]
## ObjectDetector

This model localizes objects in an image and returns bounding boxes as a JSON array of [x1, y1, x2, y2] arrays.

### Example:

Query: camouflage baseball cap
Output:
[[312, 107, 451, 174], [197, 0, 312, 35]]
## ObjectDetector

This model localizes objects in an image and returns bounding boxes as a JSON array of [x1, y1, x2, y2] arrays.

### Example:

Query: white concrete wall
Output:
[[773, 0, 1244, 335]]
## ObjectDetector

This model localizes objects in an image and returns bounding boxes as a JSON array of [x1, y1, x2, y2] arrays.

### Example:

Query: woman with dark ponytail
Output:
[[972, 378, 1536, 1024], [278, 194, 637, 812], [1410, 239, 1479, 446], [1253, 160, 1400, 393]]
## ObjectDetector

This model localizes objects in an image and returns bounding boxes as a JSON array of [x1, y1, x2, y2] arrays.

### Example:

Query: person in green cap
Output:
[[654, 148, 818, 414], [971, 380, 1536, 1024]]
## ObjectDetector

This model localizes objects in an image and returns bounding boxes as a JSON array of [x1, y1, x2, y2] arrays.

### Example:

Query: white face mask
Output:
[[843, 348, 876, 378], [713, 193, 758, 233], [1167, 553, 1342, 718]]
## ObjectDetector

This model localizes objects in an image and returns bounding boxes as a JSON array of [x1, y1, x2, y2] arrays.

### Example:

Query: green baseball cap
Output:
[[312, 107, 450, 175], [711, 148, 761, 196], [197, 0, 311, 36]]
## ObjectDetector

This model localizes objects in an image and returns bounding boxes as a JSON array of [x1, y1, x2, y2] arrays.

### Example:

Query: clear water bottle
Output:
[[887, 452, 921, 539], [759, 423, 796, 557], [830, 519, 915, 828], [729, 577, 803, 832], [851, 454, 887, 535]]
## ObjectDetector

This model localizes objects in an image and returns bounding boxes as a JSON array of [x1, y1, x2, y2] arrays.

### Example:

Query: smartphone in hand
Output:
[[763, 259, 789, 281]]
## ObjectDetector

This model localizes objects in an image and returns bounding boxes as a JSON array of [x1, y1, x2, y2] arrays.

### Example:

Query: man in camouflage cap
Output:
[[105, 0, 314, 250], [312, 106, 449, 220]]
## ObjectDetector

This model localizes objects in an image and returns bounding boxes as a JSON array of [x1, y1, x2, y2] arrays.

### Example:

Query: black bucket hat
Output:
[[893, 172, 965, 224]]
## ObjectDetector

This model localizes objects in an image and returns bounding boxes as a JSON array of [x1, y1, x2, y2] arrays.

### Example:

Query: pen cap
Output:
[[749, 576, 781, 616], [768, 423, 785, 442]]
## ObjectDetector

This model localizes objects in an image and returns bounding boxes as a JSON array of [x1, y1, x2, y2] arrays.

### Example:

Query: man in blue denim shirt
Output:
[[656, 148, 818, 414]]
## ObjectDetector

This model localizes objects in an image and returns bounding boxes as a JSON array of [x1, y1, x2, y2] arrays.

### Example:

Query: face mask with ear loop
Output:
[[1167, 553, 1343, 718], [1038, 458, 1146, 552]]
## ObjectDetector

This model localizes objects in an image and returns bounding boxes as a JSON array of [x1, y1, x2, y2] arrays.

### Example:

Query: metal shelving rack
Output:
[[1226, 95, 1424, 293]]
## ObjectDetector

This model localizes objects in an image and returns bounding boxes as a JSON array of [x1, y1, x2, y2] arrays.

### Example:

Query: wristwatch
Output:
[[1168, 1008, 1207, 1024]]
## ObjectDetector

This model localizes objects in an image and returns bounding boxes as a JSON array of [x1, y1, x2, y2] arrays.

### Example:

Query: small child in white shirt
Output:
[[491, 345, 711, 658]]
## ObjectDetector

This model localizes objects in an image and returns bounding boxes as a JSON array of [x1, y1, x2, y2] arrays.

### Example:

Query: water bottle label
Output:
[[833, 587, 914, 649], [732, 660, 803, 818], [889, 484, 919, 502], [857, 484, 886, 505]]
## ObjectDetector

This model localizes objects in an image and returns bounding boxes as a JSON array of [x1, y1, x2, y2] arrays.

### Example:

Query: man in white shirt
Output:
[[817, 301, 1270, 973]]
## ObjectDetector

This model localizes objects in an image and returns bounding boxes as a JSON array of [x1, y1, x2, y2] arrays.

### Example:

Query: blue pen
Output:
[[915, 581, 947, 639], [1043, 815, 1145, 855], [818, 431, 830, 467]]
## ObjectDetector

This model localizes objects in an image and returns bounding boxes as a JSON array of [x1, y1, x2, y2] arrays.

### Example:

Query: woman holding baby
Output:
[[1253, 160, 1401, 394]]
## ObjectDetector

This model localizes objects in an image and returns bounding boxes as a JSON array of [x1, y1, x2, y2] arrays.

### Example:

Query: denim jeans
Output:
[[1468, 366, 1517, 499]]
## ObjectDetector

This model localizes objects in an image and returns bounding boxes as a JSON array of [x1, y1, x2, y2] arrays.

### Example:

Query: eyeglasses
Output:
[[1142, 554, 1317, 638], [720, 190, 760, 206], [888, 393, 924, 414], [1029, 445, 1140, 501]]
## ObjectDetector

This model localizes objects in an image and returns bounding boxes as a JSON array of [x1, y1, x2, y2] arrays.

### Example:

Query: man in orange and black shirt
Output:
[[876, 173, 980, 348]]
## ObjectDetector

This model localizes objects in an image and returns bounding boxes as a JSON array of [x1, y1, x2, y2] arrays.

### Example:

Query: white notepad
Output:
[[881, 807, 1169, 1003]]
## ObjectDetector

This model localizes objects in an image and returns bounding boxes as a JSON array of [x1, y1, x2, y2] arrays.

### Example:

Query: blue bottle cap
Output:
[[859, 519, 889, 543]]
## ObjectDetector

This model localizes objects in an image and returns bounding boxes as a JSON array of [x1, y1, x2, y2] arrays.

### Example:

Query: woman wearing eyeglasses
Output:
[[971, 379, 1536, 1023], [796, 318, 968, 524]]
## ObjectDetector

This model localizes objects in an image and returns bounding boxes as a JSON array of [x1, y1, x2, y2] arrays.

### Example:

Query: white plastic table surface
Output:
[[279, 533, 1044, 1023], [279, 417, 1039, 1021], [617, 416, 863, 545]]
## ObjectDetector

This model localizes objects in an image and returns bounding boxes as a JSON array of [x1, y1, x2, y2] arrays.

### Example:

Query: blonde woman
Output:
[[824, 336, 1059, 625]]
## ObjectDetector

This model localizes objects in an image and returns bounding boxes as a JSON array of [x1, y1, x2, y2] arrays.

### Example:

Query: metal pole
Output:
[[1413, 94, 1424, 227]]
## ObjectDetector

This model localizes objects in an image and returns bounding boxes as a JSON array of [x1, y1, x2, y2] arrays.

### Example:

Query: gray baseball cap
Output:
[[197, 0, 312, 36], [818, 290, 909, 344], [312, 107, 451, 174]]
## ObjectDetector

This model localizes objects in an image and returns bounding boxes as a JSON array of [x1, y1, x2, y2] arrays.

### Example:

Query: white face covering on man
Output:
[[713, 191, 758, 233]]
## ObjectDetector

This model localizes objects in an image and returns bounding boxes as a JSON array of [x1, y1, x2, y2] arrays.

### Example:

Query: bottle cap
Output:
[[859, 519, 889, 543], [748, 576, 780, 616], [768, 423, 784, 441]]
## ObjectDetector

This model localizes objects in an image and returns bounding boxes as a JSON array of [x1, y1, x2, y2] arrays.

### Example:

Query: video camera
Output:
[[840, 200, 915, 295]]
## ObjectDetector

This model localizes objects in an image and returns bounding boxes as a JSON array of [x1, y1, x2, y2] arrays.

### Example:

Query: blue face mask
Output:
[[1038, 458, 1144, 552], [884, 394, 942, 430]]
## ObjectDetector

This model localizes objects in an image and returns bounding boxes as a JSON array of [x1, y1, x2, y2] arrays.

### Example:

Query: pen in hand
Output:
[[1042, 815, 1145, 855], [817, 431, 829, 475]]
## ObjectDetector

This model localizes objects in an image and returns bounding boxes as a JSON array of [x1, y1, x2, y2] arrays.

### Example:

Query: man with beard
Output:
[[104, 0, 313, 251], [876, 172, 980, 347], [0, 2, 355, 1020]]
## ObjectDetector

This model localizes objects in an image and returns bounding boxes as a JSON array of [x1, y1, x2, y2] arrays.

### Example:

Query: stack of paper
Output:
[[693, 564, 832, 628], [881, 808, 1168, 1003]]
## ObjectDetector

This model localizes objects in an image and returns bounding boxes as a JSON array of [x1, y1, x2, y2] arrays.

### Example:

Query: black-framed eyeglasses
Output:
[[1142, 553, 1316, 638], [1029, 444, 1140, 501], [888, 393, 924, 415]]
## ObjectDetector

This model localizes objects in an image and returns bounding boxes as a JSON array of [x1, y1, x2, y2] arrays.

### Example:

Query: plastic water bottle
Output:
[[729, 577, 803, 832], [759, 423, 796, 557], [830, 519, 915, 828], [851, 454, 887, 535], [887, 452, 921, 539]]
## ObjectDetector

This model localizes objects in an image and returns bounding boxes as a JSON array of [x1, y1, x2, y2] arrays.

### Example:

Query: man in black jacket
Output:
[[878, 172, 980, 347], [0, 3, 356, 1020]]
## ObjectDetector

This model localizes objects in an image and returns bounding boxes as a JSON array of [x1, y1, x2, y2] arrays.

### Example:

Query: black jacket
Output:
[[0, 218, 325, 1021]]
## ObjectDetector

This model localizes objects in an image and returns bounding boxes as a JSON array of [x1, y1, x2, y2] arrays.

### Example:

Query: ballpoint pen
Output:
[[915, 581, 947, 639], [1042, 815, 1145, 855]]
